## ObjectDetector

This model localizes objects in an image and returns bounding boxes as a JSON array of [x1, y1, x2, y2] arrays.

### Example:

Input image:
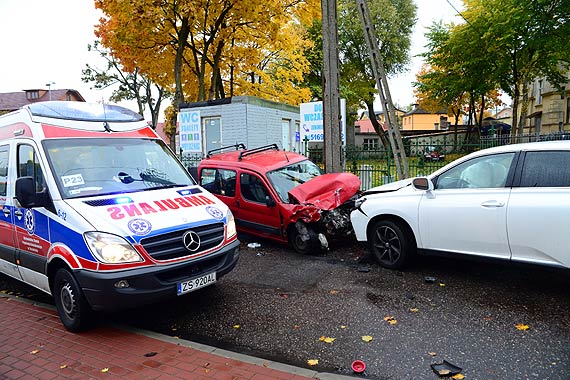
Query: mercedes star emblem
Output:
[[182, 231, 201, 252]]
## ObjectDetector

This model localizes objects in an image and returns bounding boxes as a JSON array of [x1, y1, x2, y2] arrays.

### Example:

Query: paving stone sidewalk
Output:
[[0, 295, 358, 380]]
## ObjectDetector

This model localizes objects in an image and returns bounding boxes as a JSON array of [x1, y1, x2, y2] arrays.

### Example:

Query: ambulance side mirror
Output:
[[15, 176, 46, 208]]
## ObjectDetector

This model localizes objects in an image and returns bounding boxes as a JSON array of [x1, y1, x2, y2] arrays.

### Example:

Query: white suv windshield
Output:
[[266, 159, 322, 203], [43, 138, 194, 199]]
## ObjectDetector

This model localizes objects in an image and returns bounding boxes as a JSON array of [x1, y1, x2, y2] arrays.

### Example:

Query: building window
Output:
[[26, 90, 39, 100], [537, 80, 543, 104], [363, 138, 378, 150]]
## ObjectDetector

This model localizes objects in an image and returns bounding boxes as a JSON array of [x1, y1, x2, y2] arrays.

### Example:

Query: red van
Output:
[[197, 144, 360, 254]]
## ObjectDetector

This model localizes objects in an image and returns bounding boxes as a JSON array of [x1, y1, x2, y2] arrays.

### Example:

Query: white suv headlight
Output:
[[226, 210, 237, 238], [84, 232, 143, 264], [355, 196, 367, 209]]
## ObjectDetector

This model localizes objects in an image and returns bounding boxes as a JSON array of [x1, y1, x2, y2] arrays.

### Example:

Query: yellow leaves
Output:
[[452, 374, 465, 379], [307, 359, 319, 366], [439, 283, 446, 287], [233, 324, 240, 329], [515, 323, 530, 331], [319, 336, 335, 344], [361, 335, 373, 342], [30, 349, 40, 355], [409, 308, 419, 313], [59, 364, 68, 369], [384, 316, 397, 325], [101, 368, 109, 373], [428, 352, 437, 356]]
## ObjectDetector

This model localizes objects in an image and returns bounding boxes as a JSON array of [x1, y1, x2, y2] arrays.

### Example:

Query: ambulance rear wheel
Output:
[[53, 268, 92, 332]]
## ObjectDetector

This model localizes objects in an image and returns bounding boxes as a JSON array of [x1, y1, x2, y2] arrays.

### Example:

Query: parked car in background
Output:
[[197, 144, 361, 254], [422, 145, 445, 162], [351, 141, 570, 270]]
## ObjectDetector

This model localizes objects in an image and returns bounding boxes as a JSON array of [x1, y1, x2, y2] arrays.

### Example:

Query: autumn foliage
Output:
[[94, 0, 319, 106]]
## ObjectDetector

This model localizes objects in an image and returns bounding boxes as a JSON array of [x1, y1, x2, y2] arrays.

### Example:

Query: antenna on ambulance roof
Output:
[[101, 97, 113, 132]]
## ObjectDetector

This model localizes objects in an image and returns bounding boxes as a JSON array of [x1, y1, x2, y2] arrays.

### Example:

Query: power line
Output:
[[446, 0, 471, 26]]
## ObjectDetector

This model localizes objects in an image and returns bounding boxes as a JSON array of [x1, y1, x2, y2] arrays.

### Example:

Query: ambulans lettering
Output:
[[107, 195, 216, 220]]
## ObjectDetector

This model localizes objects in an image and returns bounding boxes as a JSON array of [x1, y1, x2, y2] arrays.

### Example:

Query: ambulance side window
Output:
[[17, 145, 45, 193], [0, 145, 8, 198]]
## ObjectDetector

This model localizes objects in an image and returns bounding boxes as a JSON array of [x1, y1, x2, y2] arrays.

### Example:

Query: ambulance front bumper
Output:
[[74, 240, 240, 311]]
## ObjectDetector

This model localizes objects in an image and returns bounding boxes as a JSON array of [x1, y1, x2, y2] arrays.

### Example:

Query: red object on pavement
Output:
[[352, 359, 366, 373]]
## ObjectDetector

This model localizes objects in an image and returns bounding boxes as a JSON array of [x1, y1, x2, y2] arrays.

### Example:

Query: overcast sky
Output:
[[0, 0, 462, 113]]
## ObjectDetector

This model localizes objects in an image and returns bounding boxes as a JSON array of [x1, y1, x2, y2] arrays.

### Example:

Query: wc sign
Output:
[[178, 110, 202, 153]]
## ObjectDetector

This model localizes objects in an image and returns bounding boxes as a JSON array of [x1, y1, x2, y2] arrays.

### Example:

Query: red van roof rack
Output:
[[238, 144, 279, 161], [207, 143, 246, 158]]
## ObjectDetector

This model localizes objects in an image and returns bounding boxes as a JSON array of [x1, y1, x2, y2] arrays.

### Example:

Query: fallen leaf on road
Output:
[[428, 352, 437, 356], [384, 316, 397, 325], [233, 324, 240, 329], [30, 350, 40, 355], [59, 364, 68, 369], [409, 308, 419, 312], [361, 335, 373, 342], [319, 336, 336, 343], [439, 283, 446, 287], [101, 368, 109, 373], [144, 352, 157, 357], [293, 325, 300, 329], [307, 359, 319, 366], [515, 323, 530, 331], [341, 325, 347, 329], [329, 290, 339, 295], [452, 374, 465, 379]]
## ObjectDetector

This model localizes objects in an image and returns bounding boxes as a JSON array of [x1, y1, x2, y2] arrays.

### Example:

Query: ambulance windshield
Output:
[[43, 138, 196, 199]]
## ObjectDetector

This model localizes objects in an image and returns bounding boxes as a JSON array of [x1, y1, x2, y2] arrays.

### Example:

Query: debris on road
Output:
[[425, 276, 437, 283], [431, 360, 463, 377], [351, 359, 366, 373]]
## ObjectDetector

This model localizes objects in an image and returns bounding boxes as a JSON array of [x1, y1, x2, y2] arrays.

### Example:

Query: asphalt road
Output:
[[2, 237, 569, 380]]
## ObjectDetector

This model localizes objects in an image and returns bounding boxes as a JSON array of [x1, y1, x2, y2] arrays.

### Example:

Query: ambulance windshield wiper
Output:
[[117, 171, 178, 186]]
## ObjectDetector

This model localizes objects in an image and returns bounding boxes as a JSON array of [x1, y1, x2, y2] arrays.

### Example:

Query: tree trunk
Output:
[[364, 99, 389, 150]]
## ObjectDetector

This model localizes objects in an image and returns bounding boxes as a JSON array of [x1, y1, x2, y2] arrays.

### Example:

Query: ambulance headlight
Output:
[[84, 232, 143, 264], [226, 210, 237, 238]]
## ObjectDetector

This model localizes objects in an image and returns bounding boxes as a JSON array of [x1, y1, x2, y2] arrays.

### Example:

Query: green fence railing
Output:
[[179, 132, 570, 190]]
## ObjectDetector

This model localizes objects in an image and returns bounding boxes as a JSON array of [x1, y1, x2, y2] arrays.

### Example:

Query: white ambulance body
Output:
[[0, 101, 239, 331]]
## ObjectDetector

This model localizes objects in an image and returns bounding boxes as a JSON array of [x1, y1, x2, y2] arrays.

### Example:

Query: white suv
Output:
[[350, 141, 570, 270]]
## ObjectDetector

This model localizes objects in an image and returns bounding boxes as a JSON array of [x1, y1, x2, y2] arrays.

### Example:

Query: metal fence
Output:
[[179, 132, 570, 190]]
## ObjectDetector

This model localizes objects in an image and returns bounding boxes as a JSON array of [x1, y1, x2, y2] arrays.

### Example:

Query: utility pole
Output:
[[356, 0, 410, 179], [321, 0, 343, 173]]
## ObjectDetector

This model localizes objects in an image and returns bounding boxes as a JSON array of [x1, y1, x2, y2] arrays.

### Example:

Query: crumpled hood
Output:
[[288, 172, 361, 210], [363, 178, 413, 195], [64, 186, 227, 239]]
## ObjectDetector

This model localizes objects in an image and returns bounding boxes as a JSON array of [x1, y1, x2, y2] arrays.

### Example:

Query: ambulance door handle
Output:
[[2, 208, 9, 217], [14, 209, 23, 218]]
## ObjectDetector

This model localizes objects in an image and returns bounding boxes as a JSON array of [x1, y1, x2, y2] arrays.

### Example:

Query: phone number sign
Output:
[[299, 100, 345, 143]]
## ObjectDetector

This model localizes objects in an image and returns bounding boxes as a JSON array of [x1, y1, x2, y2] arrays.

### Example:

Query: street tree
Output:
[[82, 41, 170, 129], [460, 0, 570, 135]]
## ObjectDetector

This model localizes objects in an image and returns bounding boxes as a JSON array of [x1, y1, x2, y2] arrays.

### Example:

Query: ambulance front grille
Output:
[[140, 222, 225, 261]]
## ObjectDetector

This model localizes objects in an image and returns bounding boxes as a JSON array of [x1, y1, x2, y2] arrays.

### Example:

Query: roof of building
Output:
[[0, 89, 85, 112], [403, 106, 447, 117]]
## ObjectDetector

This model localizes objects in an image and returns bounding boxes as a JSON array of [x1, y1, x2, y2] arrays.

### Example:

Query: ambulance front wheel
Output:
[[53, 268, 93, 332]]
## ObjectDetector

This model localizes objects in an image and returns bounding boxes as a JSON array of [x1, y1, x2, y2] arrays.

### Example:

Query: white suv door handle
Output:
[[481, 200, 505, 208]]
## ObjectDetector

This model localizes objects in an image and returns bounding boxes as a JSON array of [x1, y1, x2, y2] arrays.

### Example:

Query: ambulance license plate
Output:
[[177, 272, 216, 295]]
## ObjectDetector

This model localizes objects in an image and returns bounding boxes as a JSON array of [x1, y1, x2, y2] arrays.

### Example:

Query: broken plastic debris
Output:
[[247, 243, 261, 248], [430, 360, 462, 376], [425, 276, 437, 283]]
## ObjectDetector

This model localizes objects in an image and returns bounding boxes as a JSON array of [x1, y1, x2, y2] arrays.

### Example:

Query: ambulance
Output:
[[0, 101, 240, 331]]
